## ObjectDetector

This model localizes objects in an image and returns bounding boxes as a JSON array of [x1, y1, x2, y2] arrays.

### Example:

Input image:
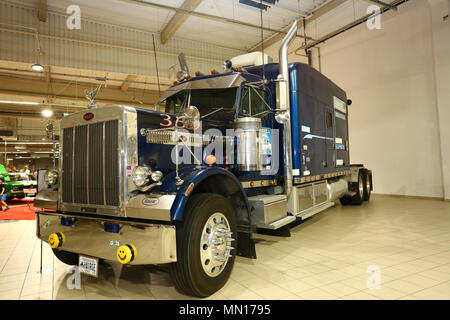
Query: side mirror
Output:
[[347, 99, 352, 106]]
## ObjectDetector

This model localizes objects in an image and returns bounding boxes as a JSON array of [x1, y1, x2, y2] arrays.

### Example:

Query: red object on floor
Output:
[[0, 204, 36, 220]]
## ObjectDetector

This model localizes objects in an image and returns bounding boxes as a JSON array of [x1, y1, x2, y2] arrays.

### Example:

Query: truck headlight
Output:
[[151, 171, 163, 182], [45, 170, 58, 185], [131, 166, 151, 187]]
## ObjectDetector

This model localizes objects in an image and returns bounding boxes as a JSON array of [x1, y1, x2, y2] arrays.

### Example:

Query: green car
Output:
[[0, 166, 38, 200]]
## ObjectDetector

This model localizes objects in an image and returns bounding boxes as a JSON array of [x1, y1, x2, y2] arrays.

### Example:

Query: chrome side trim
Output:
[[125, 194, 176, 221], [241, 180, 278, 189], [123, 107, 138, 202]]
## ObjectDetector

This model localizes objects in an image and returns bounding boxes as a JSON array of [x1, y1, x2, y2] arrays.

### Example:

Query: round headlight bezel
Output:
[[131, 166, 151, 187], [45, 170, 58, 185]]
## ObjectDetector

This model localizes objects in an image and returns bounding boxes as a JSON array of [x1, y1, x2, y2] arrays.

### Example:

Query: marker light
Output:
[[205, 155, 216, 165], [151, 171, 163, 182], [42, 109, 53, 117]]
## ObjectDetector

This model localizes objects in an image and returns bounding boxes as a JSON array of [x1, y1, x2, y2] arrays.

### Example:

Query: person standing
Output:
[[0, 178, 10, 211]]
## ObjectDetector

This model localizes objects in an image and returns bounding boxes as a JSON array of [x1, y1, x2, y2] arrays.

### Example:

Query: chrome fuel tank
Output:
[[234, 117, 262, 172]]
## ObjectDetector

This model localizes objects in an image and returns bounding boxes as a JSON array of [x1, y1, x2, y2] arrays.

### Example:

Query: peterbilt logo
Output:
[[142, 198, 159, 206], [83, 112, 94, 121]]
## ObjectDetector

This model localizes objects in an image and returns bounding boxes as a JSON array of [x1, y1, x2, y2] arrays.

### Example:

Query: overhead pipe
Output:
[[275, 21, 297, 199], [295, 0, 408, 52]]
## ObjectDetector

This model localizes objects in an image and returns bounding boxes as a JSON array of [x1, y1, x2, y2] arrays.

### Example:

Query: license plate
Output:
[[78, 255, 99, 277], [24, 188, 37, 194]]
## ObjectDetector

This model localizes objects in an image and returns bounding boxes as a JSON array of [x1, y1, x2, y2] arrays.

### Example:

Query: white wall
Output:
[[266, 0, 449, 199]]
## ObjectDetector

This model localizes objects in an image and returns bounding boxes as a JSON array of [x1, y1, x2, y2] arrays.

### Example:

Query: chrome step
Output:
[[295, 201, 335, 220]]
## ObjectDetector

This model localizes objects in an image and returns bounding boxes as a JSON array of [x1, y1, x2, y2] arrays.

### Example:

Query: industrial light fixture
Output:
[[0, 100, 40, 105], [42, 109, 53, 117], [31, 63, 44, 71]]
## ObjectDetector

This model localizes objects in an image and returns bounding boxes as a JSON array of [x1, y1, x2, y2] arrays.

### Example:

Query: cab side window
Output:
[[241, 86, 269, 117]]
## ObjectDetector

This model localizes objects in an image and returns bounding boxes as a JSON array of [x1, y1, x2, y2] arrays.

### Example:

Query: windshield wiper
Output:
[[201, 107, 224, 119]]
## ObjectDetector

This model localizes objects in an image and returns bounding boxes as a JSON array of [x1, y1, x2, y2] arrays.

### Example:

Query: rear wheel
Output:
[[52, 249, 79, 266], [169, 193, 237, 297], [351, 171, 364, 205]]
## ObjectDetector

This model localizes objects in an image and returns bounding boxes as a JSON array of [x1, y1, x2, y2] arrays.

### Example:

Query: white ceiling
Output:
[[33, 0, 332, 51]]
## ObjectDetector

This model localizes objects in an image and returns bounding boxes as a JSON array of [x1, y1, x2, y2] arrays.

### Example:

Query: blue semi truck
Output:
[[35, 22, 372, 297]]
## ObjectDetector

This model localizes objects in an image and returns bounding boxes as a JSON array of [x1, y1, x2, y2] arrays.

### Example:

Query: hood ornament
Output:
[[85, 85, 101, 109]]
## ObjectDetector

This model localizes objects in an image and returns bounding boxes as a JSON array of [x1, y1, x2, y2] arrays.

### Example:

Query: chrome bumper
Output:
[[37, 211, 177, 265]]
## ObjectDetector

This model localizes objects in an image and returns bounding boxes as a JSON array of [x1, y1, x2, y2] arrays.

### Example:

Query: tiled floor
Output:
[[0, 194, 449, 300]]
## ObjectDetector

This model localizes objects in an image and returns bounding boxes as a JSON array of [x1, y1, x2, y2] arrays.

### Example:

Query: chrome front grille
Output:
[[62, 120, 120, 207]]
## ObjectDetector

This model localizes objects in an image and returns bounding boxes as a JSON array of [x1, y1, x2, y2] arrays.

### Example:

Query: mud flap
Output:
[[236, 231, 257, 259]]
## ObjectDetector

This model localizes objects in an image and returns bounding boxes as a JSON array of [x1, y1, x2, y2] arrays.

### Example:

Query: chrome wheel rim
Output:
[[366, 177, 371, 195], [359, 178, 364, 197], [200, 212, 234, 277]]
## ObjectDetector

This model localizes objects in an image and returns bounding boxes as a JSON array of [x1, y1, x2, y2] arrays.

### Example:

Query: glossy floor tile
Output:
[[0, 194, 449, 300]]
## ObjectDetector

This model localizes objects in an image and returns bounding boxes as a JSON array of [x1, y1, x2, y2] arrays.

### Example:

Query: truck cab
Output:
[[35, 22, 372, 297]]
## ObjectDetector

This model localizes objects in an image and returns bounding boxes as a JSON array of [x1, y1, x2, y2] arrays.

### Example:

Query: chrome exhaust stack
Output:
[[275, 21, 298, 198]]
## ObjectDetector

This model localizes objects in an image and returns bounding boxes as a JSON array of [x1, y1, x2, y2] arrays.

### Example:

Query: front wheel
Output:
[[169, 193, 237, 297]]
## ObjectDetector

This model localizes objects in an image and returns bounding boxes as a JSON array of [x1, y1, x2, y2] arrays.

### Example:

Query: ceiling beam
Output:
[[0, 73, 159, 110], [38, 0, 47, 22], [160, 0, 204, 44], [120, 0, 313, 40], [249, 0, 349, 52], [121, 74, 138, 92]]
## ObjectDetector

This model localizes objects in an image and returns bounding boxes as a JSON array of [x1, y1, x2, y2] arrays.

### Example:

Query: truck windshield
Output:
[[165, 88, 238, 117]]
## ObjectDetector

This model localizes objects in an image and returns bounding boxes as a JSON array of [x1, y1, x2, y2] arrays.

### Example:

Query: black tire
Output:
[[169, 193, 237, 297], [339, 195, 352, 205], [351, 171, 364, 205], [52, 249, 79, 266], [363, 171, 372, 201]]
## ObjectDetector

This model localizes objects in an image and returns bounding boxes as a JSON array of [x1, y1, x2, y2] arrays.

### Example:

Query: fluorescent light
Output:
[[0, 142, 59, 145], [42, 109, 53, 117], [0, 100, 40, 105], [31, 63, 44, 71]]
